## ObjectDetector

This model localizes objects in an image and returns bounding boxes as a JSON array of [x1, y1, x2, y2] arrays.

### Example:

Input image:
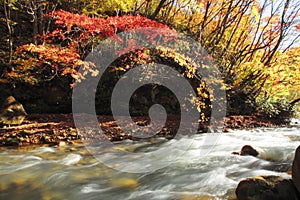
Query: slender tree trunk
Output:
[[33, 10, 38, 44], [38, 5, 44, 36], [150, 0, 167, 19], [4, 0, 13, 64]]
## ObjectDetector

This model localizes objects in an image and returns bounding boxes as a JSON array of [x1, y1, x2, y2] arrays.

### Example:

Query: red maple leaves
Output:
[[45, 10, 174, 41], [9, 10, 178, 86]]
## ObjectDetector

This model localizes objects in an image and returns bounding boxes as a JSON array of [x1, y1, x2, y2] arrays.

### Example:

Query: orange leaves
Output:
[[15, 44, 82, 67], [8, 43, 87, 85]]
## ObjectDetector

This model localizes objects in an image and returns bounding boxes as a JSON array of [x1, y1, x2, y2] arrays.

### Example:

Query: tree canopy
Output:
[[0, 0, 299, 118]]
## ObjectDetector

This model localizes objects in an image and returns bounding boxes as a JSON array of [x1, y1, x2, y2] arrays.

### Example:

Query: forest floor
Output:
[[0, 114, 288, 147]]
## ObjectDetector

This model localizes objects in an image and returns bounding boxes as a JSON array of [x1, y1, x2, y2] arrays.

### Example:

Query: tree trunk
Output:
[[4, 0, 13, 64], [150, 0, 167, 19], [33, 11, 38, 44]]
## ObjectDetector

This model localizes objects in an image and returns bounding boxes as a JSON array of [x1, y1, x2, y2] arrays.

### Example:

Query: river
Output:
[[0, 120, 299, 200]]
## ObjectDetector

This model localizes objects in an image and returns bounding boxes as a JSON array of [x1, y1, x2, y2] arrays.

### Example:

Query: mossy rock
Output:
[[0, 95, 27, 126], [235, 175, 300, 200]]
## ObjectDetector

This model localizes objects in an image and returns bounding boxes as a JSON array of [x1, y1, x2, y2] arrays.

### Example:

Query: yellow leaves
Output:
[[78, 62, 99, 78], [251, 3, 260, 23], [25, 43, 37, 52], [197, 90, 209, 99], [81, 0, 137, 17], [197, 1, 205, 9], [156, 47, 197, 78], [256, 46, 300, 109], [110, 67, 127, 72]]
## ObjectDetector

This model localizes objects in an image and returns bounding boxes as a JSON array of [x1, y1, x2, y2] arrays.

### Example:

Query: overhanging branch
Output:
[[291, 98, 300, 106]]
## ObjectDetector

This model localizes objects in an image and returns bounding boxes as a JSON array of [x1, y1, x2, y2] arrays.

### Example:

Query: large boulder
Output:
[[292, 145, 300, 193], [0, 95, 27, 126], [235, 175, 299, 200]]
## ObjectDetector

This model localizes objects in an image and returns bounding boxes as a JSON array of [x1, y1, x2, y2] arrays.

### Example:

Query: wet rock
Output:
[[57, 141, 66, 147], [232, 145, 259, 157], [0, 95, 27, 126], [0, 179, 45, 200], [292, 145, 300, 193], [236, 175, 299, 200], [240, 145, 259, 156], [4, 136, 20, 146], [111, 178, 138, 189]]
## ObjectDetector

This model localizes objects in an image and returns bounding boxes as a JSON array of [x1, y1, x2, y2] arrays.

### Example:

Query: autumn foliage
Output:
[[0, 0, 299, 118], [6, 10, 179, 84], [3, 9, 212, 117]]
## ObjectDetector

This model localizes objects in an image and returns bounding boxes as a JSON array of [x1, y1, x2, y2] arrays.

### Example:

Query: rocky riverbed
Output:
[[0, 114, 287, 147]]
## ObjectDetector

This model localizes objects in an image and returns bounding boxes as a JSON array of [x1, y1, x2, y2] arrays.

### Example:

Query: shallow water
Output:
[[0, 124, 299, 200]]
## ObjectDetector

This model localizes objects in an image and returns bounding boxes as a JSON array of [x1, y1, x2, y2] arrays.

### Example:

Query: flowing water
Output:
[[0, 121, 300, 200]]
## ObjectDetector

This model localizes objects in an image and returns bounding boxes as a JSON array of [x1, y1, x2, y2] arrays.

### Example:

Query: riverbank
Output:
[[0, 114, 290, 147]]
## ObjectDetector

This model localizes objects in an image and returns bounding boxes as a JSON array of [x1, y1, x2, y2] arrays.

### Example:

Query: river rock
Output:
[[111, 178, 138, 189], [0, 95, 27, 126], [292, 145, 300, 193], [240, 145, 259, 156], [236, 175, 299, 200], [232, 145, 259, 157]]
